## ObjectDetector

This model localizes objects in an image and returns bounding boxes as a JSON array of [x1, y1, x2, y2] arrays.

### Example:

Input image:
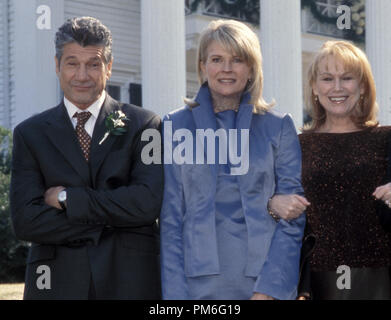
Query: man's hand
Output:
[[250, 292, 275, 300], [269, 194, 310, 221], [44, 186, 65, 209]]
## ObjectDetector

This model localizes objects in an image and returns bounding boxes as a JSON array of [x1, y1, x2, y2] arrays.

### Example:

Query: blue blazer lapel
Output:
[[191, 85, 218, 175], [191, 86, 254, 174], [192, 85, 218, 132], [235, 93, 253, 172], [193, 85, 253, 132], [236, 93, 253, 131]]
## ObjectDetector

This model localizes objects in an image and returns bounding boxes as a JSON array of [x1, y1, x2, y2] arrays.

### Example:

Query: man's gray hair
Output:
[[55, 16, 112, 64]]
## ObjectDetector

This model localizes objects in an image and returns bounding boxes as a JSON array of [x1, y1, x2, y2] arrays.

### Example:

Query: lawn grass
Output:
[[0, 283, 24, 300]]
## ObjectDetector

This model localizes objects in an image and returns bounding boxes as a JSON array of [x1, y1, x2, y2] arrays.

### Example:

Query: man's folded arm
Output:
[[66, 115, 164, 227], [10, 126, 103, 245]]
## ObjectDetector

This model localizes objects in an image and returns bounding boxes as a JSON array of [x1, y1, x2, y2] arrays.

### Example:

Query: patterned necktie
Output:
[[73, 111, 92, 161]]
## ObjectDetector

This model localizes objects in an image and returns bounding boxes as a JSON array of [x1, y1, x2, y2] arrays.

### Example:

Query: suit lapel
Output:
[[44, 103, 91, 185], [234, 95, 253, 176], [192, 86, 218, 133], [192, 84, 218, 160], [191, 85, 219, 177], [236, 93, 253, 135], [192, 86, 253, 176], [89, 94, 121, 186], [191, 86, 254, 165], [236, 93, 253, 136], [235, 94, 254, 185]]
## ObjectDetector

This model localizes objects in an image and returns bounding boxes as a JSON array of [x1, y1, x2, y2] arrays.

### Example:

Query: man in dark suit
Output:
[[10, 17, 163, 299]]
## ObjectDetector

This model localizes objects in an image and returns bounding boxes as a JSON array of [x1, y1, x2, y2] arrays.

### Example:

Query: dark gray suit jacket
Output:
[[10, 94, 163, 299]]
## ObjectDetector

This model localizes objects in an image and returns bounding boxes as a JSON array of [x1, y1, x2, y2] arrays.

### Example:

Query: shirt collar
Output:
[[64, 90, 106, 120]]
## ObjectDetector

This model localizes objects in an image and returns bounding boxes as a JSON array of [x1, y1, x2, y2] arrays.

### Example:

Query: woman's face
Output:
[[201, 41, 251, 100], [312, 56, 364, 120]]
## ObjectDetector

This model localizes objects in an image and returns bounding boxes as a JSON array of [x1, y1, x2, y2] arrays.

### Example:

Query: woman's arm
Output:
[[160, 116, 189, 299], [253, 115, 306, 300]]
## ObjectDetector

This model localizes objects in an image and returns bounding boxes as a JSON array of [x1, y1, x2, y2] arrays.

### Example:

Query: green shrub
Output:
[[0, 127, 28, 283]]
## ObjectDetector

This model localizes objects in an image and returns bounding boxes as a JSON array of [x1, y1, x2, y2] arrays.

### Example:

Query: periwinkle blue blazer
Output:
[[160, 85, 306, 300]]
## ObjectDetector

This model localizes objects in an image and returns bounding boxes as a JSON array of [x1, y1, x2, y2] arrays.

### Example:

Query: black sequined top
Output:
[[299, 126, 391, 272]]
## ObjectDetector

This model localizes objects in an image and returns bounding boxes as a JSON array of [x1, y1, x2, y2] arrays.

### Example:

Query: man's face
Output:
[[55, 42, 112, 109]]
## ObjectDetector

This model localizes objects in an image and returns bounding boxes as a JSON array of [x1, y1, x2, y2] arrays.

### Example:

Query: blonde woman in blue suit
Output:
[[160, 20, 309, 300]]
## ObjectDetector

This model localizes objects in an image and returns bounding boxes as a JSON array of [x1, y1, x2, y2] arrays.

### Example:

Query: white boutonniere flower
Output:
[[99, 110, 129, 145]]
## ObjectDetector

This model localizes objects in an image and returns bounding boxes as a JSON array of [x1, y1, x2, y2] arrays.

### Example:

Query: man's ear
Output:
[[106, 59, 113, 79], [55, 56, 60, 75]]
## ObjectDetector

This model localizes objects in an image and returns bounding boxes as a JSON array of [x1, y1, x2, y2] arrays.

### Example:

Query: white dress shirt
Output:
[[64, 91, 106, 137]]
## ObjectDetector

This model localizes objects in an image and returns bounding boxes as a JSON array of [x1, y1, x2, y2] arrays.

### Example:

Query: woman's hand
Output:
[[373, 182, 391, 208], [250, 292, 275, 300], [268, 194, 310, 221], [296, 292, 311, 300]]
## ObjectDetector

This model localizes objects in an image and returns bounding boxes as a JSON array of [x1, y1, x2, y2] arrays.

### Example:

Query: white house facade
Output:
[[1, 0, 390, 130]]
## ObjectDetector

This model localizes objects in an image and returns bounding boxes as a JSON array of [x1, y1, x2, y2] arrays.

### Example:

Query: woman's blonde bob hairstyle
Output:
[[187, 19, 273, 114], [303, 40, 378, 132]]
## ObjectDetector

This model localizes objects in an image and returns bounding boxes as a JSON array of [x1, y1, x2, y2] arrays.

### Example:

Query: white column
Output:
[[12, 0, 64, 127], [141, 0, 186, 117], [365, 0, 391, 125], [0, 0, 11, 128], [260, 0, 303, 129]]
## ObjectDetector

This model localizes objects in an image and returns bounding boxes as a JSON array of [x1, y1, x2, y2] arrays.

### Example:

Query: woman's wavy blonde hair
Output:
[[186, 19, 273, 114], [303, 40, 378, 132]]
